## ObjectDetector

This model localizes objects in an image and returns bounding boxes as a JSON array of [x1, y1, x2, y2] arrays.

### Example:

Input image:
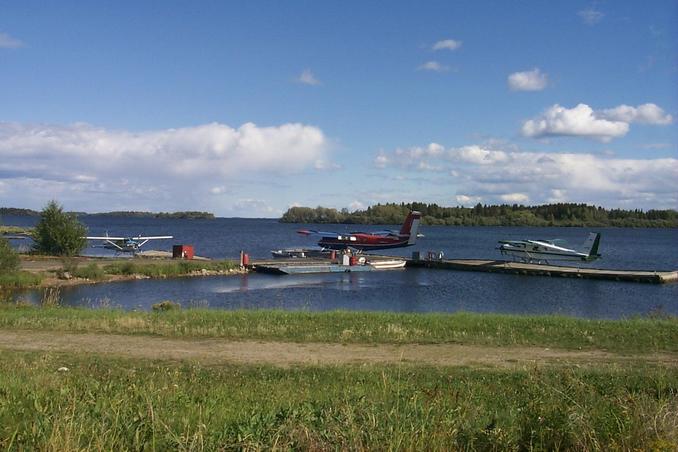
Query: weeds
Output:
[[0, 351, 675, 450], [72, 263, 105, 280], [0, 307, 675, 353], [40, 287, 61, 306], [0, 271, 42, 288]]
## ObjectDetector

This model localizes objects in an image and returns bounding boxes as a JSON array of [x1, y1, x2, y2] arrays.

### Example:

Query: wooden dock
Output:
[[406, 258, 678, 284]]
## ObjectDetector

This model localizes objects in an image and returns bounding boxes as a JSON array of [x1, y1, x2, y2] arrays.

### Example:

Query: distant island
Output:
[[281, 203, 678, 228], [0, 208, 215, 220]]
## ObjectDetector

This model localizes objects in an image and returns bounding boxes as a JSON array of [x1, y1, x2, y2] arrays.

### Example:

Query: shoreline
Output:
[[13, 254, 246, 289]]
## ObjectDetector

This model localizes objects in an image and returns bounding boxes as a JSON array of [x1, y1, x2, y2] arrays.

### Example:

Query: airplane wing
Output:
[[296, 229, 343, 239], [86, 236, 126, 240], [132, 236, 173, 240]]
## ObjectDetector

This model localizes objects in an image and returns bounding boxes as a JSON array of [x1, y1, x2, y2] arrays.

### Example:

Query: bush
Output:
[[33, 201, 87, 256], [0, 237, 20, 273], [152, 300, 181, 311], [73, 263, 105, 280]]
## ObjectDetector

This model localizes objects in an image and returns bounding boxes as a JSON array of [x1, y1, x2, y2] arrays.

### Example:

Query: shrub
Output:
[[33, 201, 87, 256], [152, 300, 181, 311], [0, 237, 20, 273], [74, 263, 105, 280]]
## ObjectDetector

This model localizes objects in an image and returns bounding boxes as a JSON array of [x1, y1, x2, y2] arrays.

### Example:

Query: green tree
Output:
[[0, 237, 20, 273], [33, 201, 87, 256]]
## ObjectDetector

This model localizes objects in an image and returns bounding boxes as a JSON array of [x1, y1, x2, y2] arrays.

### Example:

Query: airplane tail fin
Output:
[[400, 211, 422, 245], [580, 232, 601, 260]]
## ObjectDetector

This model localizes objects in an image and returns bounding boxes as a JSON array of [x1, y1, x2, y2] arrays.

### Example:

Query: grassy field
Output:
[[0, 305, 677, 353], [1, 256, 241, 289], [1, 306, 676, 449], [0, 350, 676, 450], [0, 225, 32, 235]]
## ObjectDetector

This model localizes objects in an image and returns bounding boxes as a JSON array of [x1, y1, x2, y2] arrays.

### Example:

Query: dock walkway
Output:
[[406, 258, 678, 284]]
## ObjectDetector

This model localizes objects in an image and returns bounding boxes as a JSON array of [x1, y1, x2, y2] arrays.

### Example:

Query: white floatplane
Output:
[[498, 232, 601, 264], [85, 233, 173, 255]]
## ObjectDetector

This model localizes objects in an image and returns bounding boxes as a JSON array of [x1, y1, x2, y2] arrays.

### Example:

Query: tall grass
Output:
[[0, 271, 42, 289], [102, 260, 238, 277], [0, 350, 675, 450], [0, 306, 676, 353]]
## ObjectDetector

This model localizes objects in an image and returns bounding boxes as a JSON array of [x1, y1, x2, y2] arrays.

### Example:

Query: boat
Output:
[[367, 258, 406, 270]]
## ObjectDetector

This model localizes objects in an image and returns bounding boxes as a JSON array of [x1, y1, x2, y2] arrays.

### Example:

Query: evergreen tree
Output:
[[33, 201, 87, 256]]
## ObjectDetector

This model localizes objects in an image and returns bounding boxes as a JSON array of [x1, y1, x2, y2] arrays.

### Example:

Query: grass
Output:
[[101, 259, 238, 278], [0, 271, 43, 289], [0, 225, 32, 235], [0, 258, 240, 289], [0, 305, 676, 353], [0, 350, 675, 450]]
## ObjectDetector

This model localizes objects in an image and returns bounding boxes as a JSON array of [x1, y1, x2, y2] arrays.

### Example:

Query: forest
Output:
[[280, 203, 678, 227]]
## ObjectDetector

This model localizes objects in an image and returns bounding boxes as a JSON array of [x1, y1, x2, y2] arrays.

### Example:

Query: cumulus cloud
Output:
[[297, 69, 321, 86], [348, 200, 365, 211], [373, 142, 678, 208], [521, 103, 672, 142], [599, 103, 673, 125], [500, 193, 529, 203], [0, 32, 23, 48], [0, 121, 330, 212], [417, 61, 448, 72], [432, 39, 462, 51], [507, 68, 548, 91], [578, 7, 604, 25]]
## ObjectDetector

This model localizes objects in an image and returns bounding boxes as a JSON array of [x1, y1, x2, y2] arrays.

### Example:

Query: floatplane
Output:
[[84, 233, 173, 255], [270, 211, 423, 270], [498, 232, 601, 264], [296, 211, 422, 251]]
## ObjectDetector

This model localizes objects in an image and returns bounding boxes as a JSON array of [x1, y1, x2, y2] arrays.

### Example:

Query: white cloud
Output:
[[0, 32, 23, 48], [233, 198, 278, 216], [578, 7, 604, 25], [499, 193, 529, 203], [600, 103, 672, 125], [453, 145, 508, 165], [432, 39, 462, 51], [348, 200, 365, 211], [373, 142, 678, 208], [374, 151, 390, 169], [0, 121, 330, 212], [455, 194, 481, 205], [507, 68, 548, 91], [0, 121, 328, 174], [522, 103, 673, 141], [417, 61, 448, 72], [297, 69, 321, 86]]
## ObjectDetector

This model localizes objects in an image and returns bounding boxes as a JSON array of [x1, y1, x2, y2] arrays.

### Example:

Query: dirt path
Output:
[[1, 330, 676, 368]]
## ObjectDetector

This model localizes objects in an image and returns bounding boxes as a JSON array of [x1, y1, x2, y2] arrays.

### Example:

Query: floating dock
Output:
[[250, 257, 406, 275], [406, 258, 678, 284]]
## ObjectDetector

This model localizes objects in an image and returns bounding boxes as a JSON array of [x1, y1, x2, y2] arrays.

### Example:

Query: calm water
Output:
[[5, 215, 678, 319]]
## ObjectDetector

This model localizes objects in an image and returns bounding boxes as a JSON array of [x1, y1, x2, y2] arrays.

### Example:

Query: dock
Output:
[[406, 258, 678, 284], [249, 256, 406, 275]]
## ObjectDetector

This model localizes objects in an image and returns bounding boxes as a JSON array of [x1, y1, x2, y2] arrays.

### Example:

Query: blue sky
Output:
[[1, 0, 676, 216]]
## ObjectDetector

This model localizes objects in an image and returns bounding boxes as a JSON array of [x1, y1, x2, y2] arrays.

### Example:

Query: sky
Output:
[[0, 0, 676, 217]]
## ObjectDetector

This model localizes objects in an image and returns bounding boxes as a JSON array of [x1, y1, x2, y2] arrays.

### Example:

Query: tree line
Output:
[[280, 203, 678, 227], [0, 208, 214, 219]]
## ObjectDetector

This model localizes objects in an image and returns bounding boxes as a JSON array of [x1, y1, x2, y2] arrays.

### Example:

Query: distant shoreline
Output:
[[281, 203, 678, 228], [1, 208, 215, 220]]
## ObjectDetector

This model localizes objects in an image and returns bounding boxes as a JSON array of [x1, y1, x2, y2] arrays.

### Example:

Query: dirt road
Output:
[[1, 330, 675, 368]]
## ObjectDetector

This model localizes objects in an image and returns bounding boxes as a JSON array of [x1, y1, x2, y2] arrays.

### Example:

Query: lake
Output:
[[5, 215, 678, 319]]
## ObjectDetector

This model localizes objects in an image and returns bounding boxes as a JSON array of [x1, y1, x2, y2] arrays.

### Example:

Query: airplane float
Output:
[[297, 211, 422, 251], [84, 234, 173, 255], [497, 232, 601, 264]]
